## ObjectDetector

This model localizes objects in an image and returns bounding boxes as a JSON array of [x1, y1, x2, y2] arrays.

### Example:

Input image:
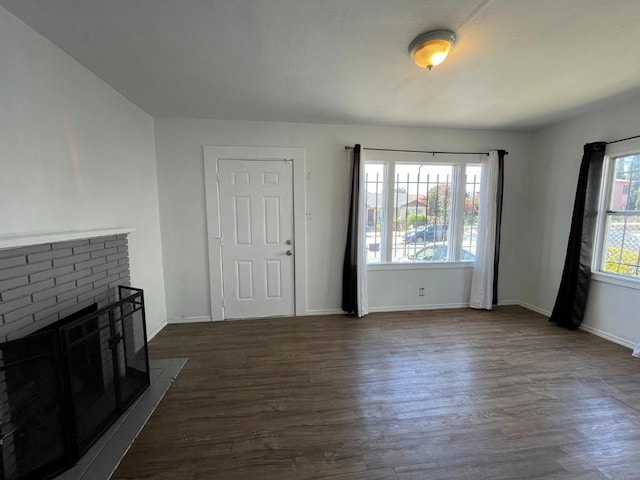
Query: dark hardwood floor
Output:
[[113, 306, 640, 479]]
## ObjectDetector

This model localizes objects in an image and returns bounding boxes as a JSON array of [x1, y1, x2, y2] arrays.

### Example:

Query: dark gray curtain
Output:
[[550, 142, 606, 330], [342, 144, 361, 314], [492, 150, 506, 306]]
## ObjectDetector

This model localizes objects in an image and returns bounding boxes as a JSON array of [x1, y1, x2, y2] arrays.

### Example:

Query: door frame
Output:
[[204, 146, 307, 321]]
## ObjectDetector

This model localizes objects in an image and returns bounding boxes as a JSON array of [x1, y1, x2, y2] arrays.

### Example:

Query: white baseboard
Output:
[[497, 300, 520, 306], [167, 316, 213, 324], [518, 301, 551, 317], [579, 324, 635, 350], [312, 302, 523, 315], [369, 302, 470, 313], [515, 302, 634, 351], [147, 318, 168, 341], [305, 308, 344, 316]]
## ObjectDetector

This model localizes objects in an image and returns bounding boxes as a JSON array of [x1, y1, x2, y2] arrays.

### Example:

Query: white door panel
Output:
[[218, 159, 295, 319]]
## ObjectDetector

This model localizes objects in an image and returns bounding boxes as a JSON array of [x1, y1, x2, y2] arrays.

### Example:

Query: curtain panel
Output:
[[470, 150, 505, 309], [549, 142, 606, 330], [493, 150, 506, 306], [342, 144, 368, 317]]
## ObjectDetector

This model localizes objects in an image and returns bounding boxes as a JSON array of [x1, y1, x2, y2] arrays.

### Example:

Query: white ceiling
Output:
[[3, 0, 640, 130]]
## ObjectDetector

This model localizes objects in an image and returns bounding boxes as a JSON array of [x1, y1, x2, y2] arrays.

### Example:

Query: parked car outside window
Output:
[[406, 243, 475, 262], [405, 224, 448, 243]]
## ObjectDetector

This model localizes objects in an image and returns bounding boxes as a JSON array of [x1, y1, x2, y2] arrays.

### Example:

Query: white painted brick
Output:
[[89, 236, 113, 244], [0, 248, 21, 259], [4, 296, 57, 324], [0, 236, 131, 342], [0, 256, 26, 270], [72, 242, 106, 255], [0, 276, 30, 298], [107, 252, 127, 263], [53, 252, 90, 267], [27, 248, 72, 263], [90, 247, 118, 259], [77, 287, 102, 304], [56, 283, 92, 303], [93, 261, 119, 274], [74, 257, 106, 271], [29, 264, 74, 283], [0, 244, 50, 259], [56, 268, 92, 286], [24, 260, 54, 275], [0, 296, 32, 316], [111, 277, 128, 289], [76, 271, 107, 287], [0, 260, 53, 281], [52, 239, 89, 249], [34, 297, 77, 322], [93, 273, 120, 289], [32, 281, 77, 302], [1, 278, 55, 302], [105, 239, 127, 249], [107, 265, 128, 277]]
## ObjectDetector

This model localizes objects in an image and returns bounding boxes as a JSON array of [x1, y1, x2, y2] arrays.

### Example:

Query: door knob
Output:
[[286, 250, 293, 256]]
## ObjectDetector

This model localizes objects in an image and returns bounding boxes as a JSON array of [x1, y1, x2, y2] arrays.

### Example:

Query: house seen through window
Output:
[[365, 154, 481, 264], [599, 153, 640, 279]]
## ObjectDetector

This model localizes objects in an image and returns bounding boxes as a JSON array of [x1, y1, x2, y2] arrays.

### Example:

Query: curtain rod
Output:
[[606, 134, 640, 145], [344, 146, 508, 156]]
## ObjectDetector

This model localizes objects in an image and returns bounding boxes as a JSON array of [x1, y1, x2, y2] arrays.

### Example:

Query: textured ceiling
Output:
[[3, 0, 640, 130]]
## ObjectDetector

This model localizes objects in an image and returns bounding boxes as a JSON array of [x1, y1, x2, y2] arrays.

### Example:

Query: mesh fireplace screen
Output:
[[0, 331, 71, 480]]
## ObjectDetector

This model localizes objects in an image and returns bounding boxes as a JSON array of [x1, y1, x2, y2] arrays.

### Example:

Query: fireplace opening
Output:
[[0, 286, 149, 480]]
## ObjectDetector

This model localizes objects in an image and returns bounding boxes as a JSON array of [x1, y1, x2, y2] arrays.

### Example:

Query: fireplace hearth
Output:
[[0, 286, 149, 480]]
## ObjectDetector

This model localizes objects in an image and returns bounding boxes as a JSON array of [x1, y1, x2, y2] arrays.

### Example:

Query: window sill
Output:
[[368, 261, 474, 271], [592, 271, 640, 291]]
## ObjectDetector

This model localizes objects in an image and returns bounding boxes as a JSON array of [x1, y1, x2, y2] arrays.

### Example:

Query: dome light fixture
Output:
[[408, 29, 457, 70]]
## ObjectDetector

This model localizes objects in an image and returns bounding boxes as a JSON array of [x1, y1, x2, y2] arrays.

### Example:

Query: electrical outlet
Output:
[[419, 287, 425, 296]]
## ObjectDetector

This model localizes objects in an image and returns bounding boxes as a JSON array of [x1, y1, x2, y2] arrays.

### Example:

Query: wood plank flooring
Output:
[[113, 306, 640, 479]]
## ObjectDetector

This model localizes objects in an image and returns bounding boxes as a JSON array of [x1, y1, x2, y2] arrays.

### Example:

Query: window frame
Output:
[[364, 150, 484, 266], [593, 141, 640, 289]]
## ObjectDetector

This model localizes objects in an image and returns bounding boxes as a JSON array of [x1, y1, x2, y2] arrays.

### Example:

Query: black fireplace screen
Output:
[[0, 330, 70, 480], [0, 286, 149, 480]]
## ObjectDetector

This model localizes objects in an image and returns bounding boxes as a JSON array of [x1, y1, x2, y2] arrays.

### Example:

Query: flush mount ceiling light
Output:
[[408, 29, 457, 70]]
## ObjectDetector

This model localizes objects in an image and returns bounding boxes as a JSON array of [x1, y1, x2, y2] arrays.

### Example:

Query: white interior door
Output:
[[217, 159, 295, 319]]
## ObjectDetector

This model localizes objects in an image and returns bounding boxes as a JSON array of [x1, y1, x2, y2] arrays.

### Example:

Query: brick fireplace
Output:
[[0, 230, 150, 480], [0, 233, 131, 342]]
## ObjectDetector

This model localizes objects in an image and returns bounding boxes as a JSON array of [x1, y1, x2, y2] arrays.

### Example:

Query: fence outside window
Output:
[[365, 160, 481, 264], [600, 154, 640, 279]]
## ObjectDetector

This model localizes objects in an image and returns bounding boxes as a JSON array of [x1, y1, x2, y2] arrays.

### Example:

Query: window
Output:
[[598, 153, 640, 279], [364, 151, 483, 264]]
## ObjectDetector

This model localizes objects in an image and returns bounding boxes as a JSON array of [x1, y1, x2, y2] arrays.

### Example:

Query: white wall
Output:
[[522, 95, 640, 347], [0, 7, 167, 337], [154, 118, 532, 320]]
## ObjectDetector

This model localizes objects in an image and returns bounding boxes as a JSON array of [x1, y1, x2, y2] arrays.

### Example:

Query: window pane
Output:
[[602, 214, 640, 278], [611, 155, 640, 212], [393, 163, 453, 262], [365, 163, 384, 263], [462, 165, 481, 260]]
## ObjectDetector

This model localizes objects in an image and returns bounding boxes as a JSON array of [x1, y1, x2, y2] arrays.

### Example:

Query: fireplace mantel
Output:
[[0, 227, 135, 250]]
